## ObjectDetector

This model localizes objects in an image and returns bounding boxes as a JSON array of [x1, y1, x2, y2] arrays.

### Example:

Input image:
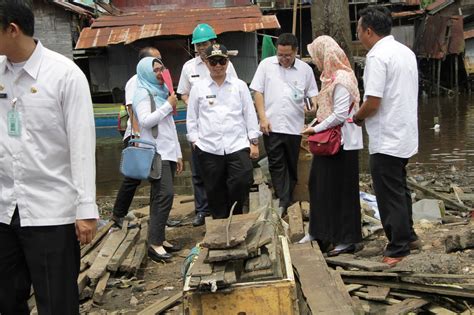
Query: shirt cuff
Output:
[[248, 130, 262, 139], [187, 133, 198, 143], [162, 102, 174, 114], [76, 202, 99, 220]]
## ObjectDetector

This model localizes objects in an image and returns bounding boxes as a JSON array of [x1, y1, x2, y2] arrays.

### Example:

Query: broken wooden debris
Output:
[[80, 221, 114, 258], [444, 228, 474, 253], [408, 180, 471, 212], [325, 255, 391, 271], [287, 202, 304, 243], [202, 212, 260, 249], [137, 292, 183, 315]]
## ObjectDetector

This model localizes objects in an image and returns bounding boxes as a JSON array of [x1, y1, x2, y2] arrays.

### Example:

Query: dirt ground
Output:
[[85, 163, 474, 314]]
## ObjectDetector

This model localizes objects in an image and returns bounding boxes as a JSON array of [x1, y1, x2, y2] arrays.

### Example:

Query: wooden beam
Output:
[[107, 227, 140, 272], [325, 256, 391, 272], [287, 202, 304, 243], [92, 272, 110, 304], [408, 180, 471, 212], [137, 292, 182, 315], [80, 221, 114, 258]]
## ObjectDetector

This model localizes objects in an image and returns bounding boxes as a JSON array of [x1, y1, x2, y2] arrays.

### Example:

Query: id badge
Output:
[[7, 109, 21, 137]]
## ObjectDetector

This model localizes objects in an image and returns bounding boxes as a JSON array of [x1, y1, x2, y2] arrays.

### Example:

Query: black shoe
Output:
[[112, 216, 138, 229], [192, 213, 206, 227], [327, 244, 356, 257], [166, 219, 181, 227], [148, 248, 172, 262], [163, 242, 182, 252]]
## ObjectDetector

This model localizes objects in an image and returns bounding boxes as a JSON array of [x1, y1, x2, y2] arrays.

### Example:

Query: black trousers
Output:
[[190, 146, 210, 216], [370, 153, 418, 257], [113, 136, 141, 218], [263, 132, 301, 209], [0, 209, 80, 315], [148, 160, 176, 246], [196, 147, 253, 219]]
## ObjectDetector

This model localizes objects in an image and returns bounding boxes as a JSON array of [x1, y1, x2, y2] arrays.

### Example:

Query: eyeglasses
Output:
[[208, 58, 228, 66], [153, 66, 166, 74]]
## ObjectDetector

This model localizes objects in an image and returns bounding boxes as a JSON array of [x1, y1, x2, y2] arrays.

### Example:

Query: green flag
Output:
[[261, 35, 276, 60]]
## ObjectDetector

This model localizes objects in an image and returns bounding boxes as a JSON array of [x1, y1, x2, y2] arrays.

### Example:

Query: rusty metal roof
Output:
[[75, 5, 279, 49], [392, 9, 424, 18], [52, 0, 93, 16], [426, 0, 455, 14], [464, 29, 474, 39]]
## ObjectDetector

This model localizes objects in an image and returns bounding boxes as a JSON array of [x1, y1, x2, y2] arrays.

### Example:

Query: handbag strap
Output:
[[149, 94, 158, 139], [128, 138, 156, 148]]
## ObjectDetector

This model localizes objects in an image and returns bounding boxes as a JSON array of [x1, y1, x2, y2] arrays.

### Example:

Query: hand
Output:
[[250, 144, 259, 160], [260, 118, 271, 135], [301, 127, 316, 135], [75, 219, 97, 245], [168, 92, 178, 108], [176, 158, 184, 175], [353, 115, 364, 127]]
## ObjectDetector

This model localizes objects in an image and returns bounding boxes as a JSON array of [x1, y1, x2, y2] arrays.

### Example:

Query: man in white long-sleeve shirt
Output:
[[0, 1, 98, 313], [186, 44, 261, 218]]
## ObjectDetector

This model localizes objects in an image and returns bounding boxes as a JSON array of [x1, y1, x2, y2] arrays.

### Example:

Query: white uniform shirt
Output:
[[312, 85, 363, 150], [177, 56, 237, 96], [123, 74, 137, 139], [363, 35, 418, 158], [0, 41, 98, 226], [134, 97, 182, 162], [186, 76, 261, 155], [250, 56, 319, 135]]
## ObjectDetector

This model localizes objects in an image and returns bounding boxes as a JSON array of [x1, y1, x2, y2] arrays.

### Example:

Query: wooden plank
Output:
[[87, 228, 127, 282], [189, 248, 212, 276], [258, 222, 274, 248], [245, 253, 272, 272], [224, 262, 237, 285], [384, 298, 429, 314], [245, 221, 265, 255], [408, 180, 471, 212], [80, 221, 114, 258], [330, 269, 365, 314], [202, 213, 259, 249], [352, 291, 401, 305], [290, 242, 355, 314], [338, 270, 399, 278], [137, 292, 183, 315], [206, 243, 249, 263], [92, 271, 110, 304], [287, 202, 304, 243], [343, 278, 474, 299], [77, 270, 89, 295], [367, 286, 390, 301], [119, 244, 137, 273], [129, 221, 148, 275], [325, 256, 391, 271], [107, 227, 140, 272], [345, 284, 364, 293], [82, 234, 109, 266]]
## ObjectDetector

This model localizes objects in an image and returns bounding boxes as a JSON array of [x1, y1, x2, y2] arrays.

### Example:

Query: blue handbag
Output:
[[120, 139, 159, 180]]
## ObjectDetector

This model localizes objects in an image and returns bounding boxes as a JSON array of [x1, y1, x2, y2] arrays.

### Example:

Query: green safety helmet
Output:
[[191, 23, 217, 44]]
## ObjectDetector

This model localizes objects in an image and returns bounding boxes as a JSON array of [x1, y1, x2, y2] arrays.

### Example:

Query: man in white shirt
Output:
[[250, 33, 318, 215], [0, 1, 98, 313], [178, 23, 238, 226], [353, 6, 419, 266], [186, 44, 261, 219], [112, 47, 167, 228]]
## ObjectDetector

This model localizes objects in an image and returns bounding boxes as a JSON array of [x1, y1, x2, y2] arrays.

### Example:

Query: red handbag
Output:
[[308, 125, 342, 156]]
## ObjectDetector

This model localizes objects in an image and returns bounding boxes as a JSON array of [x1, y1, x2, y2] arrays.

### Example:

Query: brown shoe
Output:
[[409, 240, 422, 250], [382, 256, 405, 267]]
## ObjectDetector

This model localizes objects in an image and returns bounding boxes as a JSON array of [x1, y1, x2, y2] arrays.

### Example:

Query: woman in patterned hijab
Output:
[[300, 36, 363, 256]]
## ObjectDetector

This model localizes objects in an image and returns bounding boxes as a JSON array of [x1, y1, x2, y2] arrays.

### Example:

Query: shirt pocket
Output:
[[21, 96, 60, 131]]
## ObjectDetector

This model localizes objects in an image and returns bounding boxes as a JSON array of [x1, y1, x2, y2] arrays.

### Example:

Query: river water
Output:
[[96, 95, 474, 197]]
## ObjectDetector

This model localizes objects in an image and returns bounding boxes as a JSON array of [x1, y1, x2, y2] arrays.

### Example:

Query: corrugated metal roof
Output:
[[465, 29, 474, 39], [76, 5, 279, 49], [426, 0, 455, 14], [52, 0, 93, 16], [392, 9, 424, 18]]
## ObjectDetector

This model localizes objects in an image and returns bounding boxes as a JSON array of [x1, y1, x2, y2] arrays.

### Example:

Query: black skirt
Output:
[[308, 148, 362, 245]]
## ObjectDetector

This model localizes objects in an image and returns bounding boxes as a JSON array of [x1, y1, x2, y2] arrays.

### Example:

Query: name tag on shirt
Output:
[[206, 94, 216, 105], [206, 95, 216, 99], [191, 75, 200, 78], [0, 93, 7, 99]]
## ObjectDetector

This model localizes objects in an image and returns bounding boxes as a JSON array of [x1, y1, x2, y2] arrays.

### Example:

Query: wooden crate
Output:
[[183, 236, 298, 315]]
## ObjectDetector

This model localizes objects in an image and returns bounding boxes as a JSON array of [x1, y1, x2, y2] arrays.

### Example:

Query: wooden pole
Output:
[[455, 54, 459, 94], [292, 0, 298, 35], [437, 59, 441, 96]]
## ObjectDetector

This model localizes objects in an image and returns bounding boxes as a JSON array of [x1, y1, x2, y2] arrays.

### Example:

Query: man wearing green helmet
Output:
[[178, 23, 237, 227]]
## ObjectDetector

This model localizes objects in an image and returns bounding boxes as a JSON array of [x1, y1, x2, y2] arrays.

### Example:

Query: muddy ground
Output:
[[85, 163, 474, 314]]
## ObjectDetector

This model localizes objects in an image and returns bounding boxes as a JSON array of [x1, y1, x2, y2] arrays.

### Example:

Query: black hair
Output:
[[359, 6, 392, 37], [0, 0, 34, 37], [276, 33, 298, 49], [138, 47, 160, 60]]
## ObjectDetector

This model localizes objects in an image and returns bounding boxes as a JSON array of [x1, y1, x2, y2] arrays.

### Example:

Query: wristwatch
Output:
[[250, 138, 259, 146]]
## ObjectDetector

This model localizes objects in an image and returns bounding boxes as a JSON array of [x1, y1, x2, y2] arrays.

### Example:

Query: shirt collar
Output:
[[205, 74, 232, 87], [368, 35, 394, 56], [1, 40, 43, 79], [196, 55, 204, 65], [271, 56, 298, 69]]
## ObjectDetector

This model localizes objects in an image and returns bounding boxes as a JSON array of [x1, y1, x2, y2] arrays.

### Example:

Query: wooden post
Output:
[[455, 54, 459, 94], [437, 59, 441, 96], [292, 0, 298, 35]]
